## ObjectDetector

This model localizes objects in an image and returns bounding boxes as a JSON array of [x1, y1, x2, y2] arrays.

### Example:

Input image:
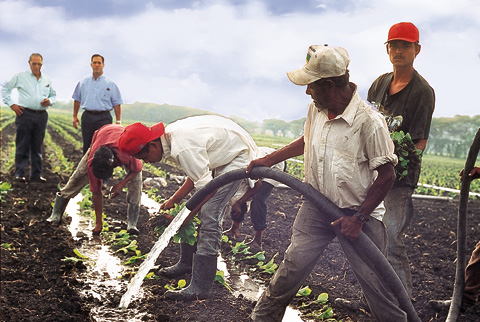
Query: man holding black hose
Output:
[[247, 44, 406, 321]]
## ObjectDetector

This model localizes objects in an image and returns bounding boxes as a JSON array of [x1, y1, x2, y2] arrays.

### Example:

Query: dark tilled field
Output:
[[1, 120, 479, 321]]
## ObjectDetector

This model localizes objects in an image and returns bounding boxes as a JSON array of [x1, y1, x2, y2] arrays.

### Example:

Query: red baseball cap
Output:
[[386, 22, 419, 43], [118, 122, 165, 155]]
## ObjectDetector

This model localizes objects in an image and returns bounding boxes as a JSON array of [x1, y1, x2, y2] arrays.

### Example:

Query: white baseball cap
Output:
[[287, 44, 350, 85]]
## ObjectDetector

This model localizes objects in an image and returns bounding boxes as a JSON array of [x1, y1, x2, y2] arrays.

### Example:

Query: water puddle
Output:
[[218, 256, 307, 322], [66, 192, 306, 321], [66, 193, 153, 321]]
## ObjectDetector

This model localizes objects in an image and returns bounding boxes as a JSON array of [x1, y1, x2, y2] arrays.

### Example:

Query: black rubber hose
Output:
[[185, 166, 420, 322], [446, 128, 480, 322]]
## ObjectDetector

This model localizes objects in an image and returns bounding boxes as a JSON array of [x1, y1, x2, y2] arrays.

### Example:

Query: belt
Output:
[[85, 110, 112, 115], [24, 108, 47, 114]]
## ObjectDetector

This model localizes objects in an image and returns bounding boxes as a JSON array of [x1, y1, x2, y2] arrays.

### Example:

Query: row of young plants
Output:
[[61, 181, 337, 320], [48, 118, 83, 150], [417, 154, 480, 197], [3, 109, 477, 198]]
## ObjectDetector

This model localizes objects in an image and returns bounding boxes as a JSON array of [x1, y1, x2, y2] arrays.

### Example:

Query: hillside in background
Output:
[[49, 100, 306, 138], [3, 101, 480, 159]]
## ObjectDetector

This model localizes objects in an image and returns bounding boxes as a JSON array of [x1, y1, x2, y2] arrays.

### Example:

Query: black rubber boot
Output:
[[165, 254, 217, 301], [46, 192, 69, 224], [126, 203, 140, 235], [159, 242, 197, 278]]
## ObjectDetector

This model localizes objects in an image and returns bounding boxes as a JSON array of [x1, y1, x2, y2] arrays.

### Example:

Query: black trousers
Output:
[[80, 110, 112, 154], [14, 109, 48, 178]]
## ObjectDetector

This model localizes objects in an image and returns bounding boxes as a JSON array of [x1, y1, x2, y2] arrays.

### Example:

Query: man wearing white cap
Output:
[[247, 44, 406, 321], [368, 22, 435, 299]]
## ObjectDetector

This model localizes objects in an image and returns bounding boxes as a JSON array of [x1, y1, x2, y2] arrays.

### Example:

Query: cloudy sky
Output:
[[1, 0, 479, 122]]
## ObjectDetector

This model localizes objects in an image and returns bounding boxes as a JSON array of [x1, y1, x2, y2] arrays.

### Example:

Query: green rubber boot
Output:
[[127, 203, 140, 235], [46, 193, 69, 224]]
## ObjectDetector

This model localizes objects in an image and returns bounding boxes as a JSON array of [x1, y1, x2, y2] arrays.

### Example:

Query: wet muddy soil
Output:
[[1, 121, 480, 322]]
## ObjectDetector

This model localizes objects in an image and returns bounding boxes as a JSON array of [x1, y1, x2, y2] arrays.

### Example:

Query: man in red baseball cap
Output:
[[118, 115, 259, 302], [367, 22, 435, 299], [47, 124, 144, 236]]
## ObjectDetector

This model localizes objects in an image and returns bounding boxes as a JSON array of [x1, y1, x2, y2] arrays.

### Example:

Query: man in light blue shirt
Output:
[[72, 54, 123, 154], [2, 53, 56, 183]]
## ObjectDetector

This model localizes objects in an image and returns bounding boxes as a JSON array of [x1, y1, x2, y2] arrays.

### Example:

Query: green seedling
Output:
[[1, 243, 12, 250], [0, 182, 12, 193], [108, 230, 133, 247], [0, 182, 11, 202], [156, 203, 199, 246], [143, 163, 167, 178], [299, 293, 335, 320], [257, 253, 278, 274], [123, 252, 146, 265], [305, 307, 334, 320], [164, 279, 187, 290], [63, 248, 91, 264], [296, 285, 312, 297], [215, 270, 233, 292], [242, 251, 266, 261], [144, 272, 159, 280], [231, 241, 250, 255], [116, 240, 139, 254], [300, 292, 329, 307], [215, 270, 232, 290]]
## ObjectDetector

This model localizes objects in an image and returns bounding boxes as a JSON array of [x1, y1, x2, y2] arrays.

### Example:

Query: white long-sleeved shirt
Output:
[[161, 115, 258, 190]]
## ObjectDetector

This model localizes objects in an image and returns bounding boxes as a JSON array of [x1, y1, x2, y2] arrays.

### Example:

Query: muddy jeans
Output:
[[251, 199, 407, 322], [59, 148, 142, 205], [464, 240, 480, 307], [196, 180, 242, 257], [383, 186, 415, 298]]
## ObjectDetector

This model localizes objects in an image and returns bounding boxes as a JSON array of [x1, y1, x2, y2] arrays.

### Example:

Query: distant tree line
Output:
[[425, 115, 480, 159], [42, 101, 480, 159]]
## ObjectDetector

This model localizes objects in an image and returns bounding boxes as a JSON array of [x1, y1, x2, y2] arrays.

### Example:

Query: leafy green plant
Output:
[[301, 293, 335, 320], [231, 241, 251, 256], [0, 182, 12, 202], [104, 230, 133, 247], [296, 285, 312, 297], [1, 243, 12, 250], [123, 252, 146, 265], [143, 163, 168, 178], [390, 131, 422, 180], [62, 248, 92, 264], [116, 240, 139, 254], [215, 270, 233, 291], [155, 203, 200, 246], [257, 253, 278, 274], [144, 272, 158, 280], [164, 279, 187, 290]]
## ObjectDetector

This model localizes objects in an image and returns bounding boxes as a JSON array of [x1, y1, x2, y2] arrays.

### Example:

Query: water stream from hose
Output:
[[119, 206, 192, 308]]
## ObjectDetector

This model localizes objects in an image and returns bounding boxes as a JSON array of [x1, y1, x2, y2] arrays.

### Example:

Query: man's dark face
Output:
[[306, 80, 331, 110]]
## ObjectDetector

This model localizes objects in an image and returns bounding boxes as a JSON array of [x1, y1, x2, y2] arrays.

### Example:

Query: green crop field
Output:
[[417, 154, 480, 197], [1, 109, 479, 198]]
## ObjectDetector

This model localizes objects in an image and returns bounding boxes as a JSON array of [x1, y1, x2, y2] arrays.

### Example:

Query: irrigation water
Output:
[[119, 205, 192, 308], [65, 189, 305, 321]]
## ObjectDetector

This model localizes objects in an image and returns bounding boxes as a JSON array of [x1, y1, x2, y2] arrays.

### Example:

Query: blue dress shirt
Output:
[[72, 75, 123, 111]]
